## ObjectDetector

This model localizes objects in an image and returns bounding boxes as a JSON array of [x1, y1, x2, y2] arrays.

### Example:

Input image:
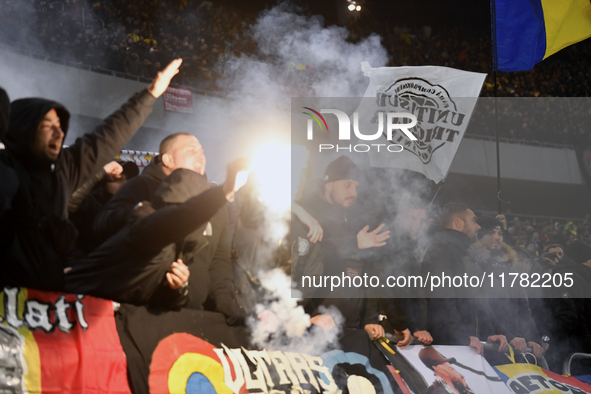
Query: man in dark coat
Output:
[[67, 160, 139, 261], [367, 199, 432, 348], [552, 240, 591, 374], [0, 59, 182, 291], [93, 132, 206, 243], [468, 216, 544, 358], [0, 87, 19, 219], [523, 251, 578, 372], [64, 161, 248, 311], [421, 203, 510, 355], [294, 156, 389, 336]]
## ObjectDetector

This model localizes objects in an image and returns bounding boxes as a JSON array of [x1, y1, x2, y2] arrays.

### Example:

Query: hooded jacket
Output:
[[0, 90, 156, 290], [64, 169, 228, 309], [0, 87, 18, 217], [93, 155, 167, 243]]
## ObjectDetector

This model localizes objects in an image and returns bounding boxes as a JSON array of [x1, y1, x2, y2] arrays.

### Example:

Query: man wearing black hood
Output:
[[0, 59, 182, 291], [64, 160, 248, 311], [0, 87, 19, 219]]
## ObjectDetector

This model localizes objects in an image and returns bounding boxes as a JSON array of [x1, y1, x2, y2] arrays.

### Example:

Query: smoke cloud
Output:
[[249, 268, 344, 356]]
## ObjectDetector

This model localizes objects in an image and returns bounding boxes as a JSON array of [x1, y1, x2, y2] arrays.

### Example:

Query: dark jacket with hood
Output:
[[422, 228, 515, 346], [64, 169, 229, 310], [93, 155, 167, 243], [0, 87, 18, 218], [0, 90, 156, 290]]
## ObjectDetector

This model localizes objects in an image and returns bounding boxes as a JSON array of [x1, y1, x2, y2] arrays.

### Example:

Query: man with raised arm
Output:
[[0, 59, 182, 291]]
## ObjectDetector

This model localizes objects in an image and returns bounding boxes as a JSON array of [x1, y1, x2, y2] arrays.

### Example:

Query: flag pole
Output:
[[494, 69, 502, 214], [491, 0, 502, 214]]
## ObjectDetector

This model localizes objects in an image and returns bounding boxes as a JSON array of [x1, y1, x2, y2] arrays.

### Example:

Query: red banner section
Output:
[[163, 87, 193, 114], [0, 288, 130, 394]]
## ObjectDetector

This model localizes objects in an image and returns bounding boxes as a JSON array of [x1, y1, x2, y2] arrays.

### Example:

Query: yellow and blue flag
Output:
[[492, 0, 591, 71]]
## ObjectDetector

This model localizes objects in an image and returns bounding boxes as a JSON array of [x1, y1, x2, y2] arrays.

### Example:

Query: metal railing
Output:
[[562, 352, 591, 375]]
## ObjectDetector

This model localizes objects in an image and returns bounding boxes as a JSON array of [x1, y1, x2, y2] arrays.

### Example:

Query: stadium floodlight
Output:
[[356, 5, 361, 11], [348, 4, 355, 11]]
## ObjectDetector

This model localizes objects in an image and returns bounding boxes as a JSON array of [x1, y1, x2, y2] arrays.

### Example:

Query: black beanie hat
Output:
[[565, 240, 591, 264], [477, 216, 503, 238], [323, 156, 361, 183]]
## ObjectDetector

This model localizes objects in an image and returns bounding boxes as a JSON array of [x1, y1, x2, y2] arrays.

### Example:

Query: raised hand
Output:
[[222, 158, 251, 201], [357, 223, 390, 249], [103, 160, 123, 180], [147, 58, 183, 98]]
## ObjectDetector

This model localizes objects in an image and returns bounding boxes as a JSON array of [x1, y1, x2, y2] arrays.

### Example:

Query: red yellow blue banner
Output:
[[495, 363, 591, 393]]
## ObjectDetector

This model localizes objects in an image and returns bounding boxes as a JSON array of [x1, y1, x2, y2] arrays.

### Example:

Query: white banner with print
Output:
[[358, 63, 486, 183]]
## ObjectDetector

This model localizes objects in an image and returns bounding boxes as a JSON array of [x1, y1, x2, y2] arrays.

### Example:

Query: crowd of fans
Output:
[[1, 47, 591, 389], [1, 0, 591, 144], [480, 213, 591, 259]]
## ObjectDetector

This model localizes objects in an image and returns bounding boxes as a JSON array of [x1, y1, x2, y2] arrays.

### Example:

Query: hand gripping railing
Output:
[[385, 332, 549, 370]]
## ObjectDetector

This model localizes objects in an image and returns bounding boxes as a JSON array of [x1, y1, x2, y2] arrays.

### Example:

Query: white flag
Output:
[[358, 63, 486, 183]]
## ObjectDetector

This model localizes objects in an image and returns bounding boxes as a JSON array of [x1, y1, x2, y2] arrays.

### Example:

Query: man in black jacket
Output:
[[0, 87, 18, 219], [523, 250, 578, 372], [369, 199, 433, 348], [422, 203, 509, 355], [64, 160, 248, 311], [552, 240, 591, 374], [93, 132, 206, 242], [294, 156, 389, 336], [0, 59, 182, 291], [67, 160, 139, 261], [468, 216, 544, 358]]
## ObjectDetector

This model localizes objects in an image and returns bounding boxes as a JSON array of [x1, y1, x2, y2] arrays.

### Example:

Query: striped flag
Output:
[[492, 0, 591, 71]]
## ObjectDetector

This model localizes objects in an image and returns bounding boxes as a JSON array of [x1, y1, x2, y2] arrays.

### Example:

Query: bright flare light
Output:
[[356, 5, 361, 11], [251, 143, 309, 214], [348, 4, 355, 11]]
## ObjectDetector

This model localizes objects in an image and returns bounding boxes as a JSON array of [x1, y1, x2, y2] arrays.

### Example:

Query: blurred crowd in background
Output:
[[1, 0, 590, 135]]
